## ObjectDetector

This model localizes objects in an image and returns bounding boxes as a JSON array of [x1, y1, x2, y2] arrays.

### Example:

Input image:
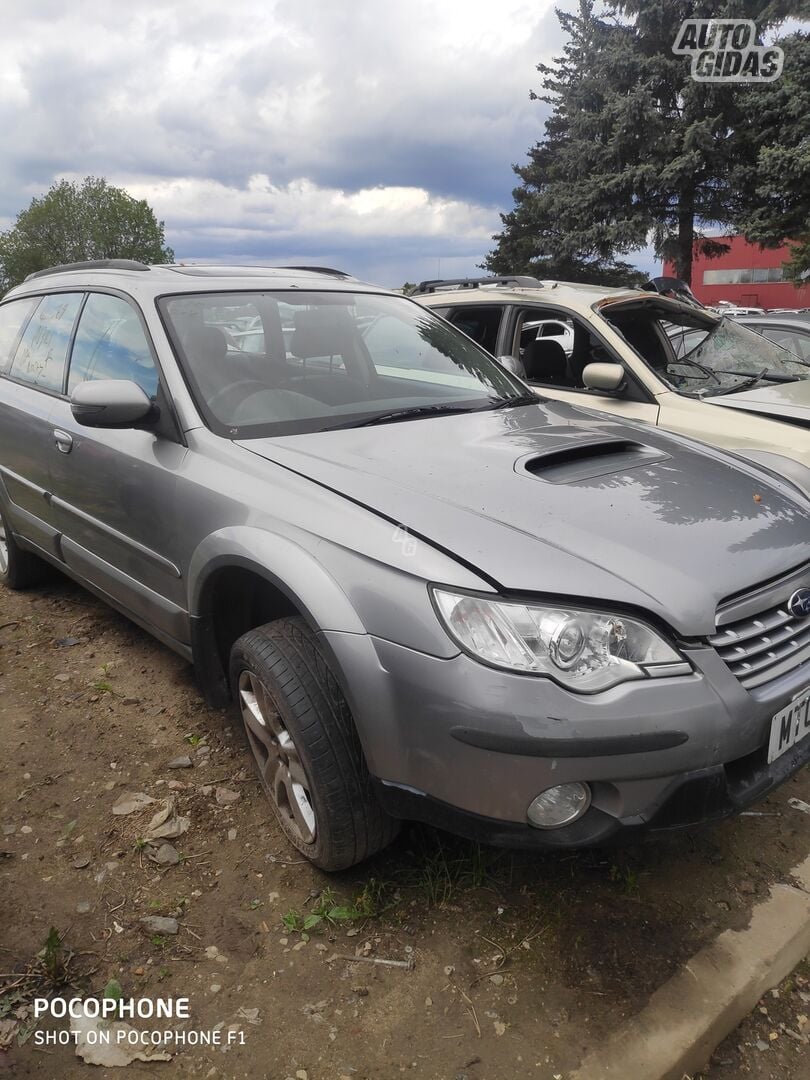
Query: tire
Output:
[[0, 508, 47, 590], [229, 616, 399, 871]]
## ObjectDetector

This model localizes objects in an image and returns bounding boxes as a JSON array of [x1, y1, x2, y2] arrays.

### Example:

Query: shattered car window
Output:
[[602, 298, 808, 398]]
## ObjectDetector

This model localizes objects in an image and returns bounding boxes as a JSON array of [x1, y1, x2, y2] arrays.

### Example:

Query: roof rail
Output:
[[277, 265, 350, 278], [412, 275, 544, 295], [24, 259, 151, 282]]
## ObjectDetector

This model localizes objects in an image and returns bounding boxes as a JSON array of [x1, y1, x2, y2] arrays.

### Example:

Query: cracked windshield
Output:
[[606, 303, 809, 398]]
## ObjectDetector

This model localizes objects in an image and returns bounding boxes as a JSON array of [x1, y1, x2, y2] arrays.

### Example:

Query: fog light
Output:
[[527, 783, 591, 829]]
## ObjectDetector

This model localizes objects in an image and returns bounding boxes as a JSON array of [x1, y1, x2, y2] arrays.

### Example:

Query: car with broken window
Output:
[[1, 261, 809, 870], [415, 276, 810, 495]]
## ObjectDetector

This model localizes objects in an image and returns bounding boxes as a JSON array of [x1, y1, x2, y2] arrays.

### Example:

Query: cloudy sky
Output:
[[0, 0, 652, 286]]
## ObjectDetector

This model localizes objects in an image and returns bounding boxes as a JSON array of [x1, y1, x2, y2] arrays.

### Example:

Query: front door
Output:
[[47, 291, 191, 647], [511, 307, 660, 425]]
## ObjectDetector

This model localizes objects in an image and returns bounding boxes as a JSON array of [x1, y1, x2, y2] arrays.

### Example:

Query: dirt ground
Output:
[[0, 575, 808, 1080]]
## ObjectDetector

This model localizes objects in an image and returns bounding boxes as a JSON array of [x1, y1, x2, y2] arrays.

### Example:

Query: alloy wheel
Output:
[[237, 669, 316, 844], [0, 521, 8, 576]]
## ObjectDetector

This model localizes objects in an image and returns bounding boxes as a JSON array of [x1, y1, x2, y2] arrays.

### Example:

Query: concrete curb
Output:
[[569, 854, 810, 1080]]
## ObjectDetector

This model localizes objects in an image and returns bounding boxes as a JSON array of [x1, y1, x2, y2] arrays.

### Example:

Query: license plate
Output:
[[767, 689, 810, 764]]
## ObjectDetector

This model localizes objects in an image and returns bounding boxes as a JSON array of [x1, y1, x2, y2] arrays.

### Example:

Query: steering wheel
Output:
[[206, 380, 273, 418], [666, 358, 722, 387]]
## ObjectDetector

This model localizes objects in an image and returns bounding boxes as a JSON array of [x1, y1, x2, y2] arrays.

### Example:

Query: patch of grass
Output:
[[396, 829, 513, 907], [184, 733, 205, 748], [282, 886, 379, 935], [353, 876, 395, 918], [102, 978, 123, 1019], [92, 679, 114, 693], [38, 927, 67, 985], [608, 860, 640, 895], [0, 926, 98, 1046]]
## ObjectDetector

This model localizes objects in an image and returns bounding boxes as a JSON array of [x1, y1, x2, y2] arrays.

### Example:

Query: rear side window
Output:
[[68, 293, 159, 398], [0, 297, 39, 373], [9, 293, 83, 392], [446, 306, 504, 354]]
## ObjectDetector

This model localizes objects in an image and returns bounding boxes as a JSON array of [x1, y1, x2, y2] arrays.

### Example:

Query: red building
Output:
[[663, 235, 809, 310]]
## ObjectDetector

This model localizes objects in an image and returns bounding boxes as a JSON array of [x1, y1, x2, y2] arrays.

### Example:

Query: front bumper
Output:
[[322, 630, 810, 848], [373, 728, 810, 849]]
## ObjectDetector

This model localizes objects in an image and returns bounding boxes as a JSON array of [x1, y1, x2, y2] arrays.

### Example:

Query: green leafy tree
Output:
[[486, 0, 802, 286], [0, 177, 174, 291]]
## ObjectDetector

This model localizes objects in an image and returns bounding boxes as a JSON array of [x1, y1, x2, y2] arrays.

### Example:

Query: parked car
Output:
[[714, 303, 766, 316], [1, 261, 809, 870], [522, 318, 575, 356], [734, 314, 810, 364], [416, 276, 810, 496]]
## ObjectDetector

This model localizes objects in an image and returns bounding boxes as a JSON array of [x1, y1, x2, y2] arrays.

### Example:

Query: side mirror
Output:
[[70, 380, 155, 429], [582, 362, 625, 393], [497, 354, 526, 378]]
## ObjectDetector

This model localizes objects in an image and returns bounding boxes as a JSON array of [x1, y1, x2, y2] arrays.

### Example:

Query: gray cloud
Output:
[[0, 0, 566, 284]]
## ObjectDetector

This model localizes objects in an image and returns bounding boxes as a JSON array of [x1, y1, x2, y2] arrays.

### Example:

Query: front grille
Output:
[[709, 595, 810, 690]]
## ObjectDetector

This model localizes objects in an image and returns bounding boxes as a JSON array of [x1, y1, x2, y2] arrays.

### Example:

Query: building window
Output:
[[703, 267, 784, 285]]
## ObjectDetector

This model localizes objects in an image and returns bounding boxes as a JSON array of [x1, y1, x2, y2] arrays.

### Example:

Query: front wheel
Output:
[[229, 617, 399, 871]]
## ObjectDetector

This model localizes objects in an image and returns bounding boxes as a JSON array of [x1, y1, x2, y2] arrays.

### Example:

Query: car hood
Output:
[[238, 401, 810, 635], [706, 377, 810, 425]]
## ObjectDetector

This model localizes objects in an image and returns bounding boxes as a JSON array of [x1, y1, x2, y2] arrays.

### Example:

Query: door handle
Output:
[[53, 430, 73, 454]]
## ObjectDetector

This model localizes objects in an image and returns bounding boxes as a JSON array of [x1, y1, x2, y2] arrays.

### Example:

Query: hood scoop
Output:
[[517, 436, 670, 484]]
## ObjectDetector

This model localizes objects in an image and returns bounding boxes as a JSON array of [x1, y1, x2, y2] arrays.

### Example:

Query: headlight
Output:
[[432, 589, 685, 691]]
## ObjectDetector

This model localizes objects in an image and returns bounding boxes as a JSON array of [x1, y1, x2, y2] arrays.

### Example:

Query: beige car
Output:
[[416, 276, 810, 493]]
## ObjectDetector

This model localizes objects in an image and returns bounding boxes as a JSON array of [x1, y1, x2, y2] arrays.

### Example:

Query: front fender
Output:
[[188, 526, 366, 633]]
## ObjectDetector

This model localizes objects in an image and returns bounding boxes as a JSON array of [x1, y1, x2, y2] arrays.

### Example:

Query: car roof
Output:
[[5, 261, 391, 301], [416, 279, 642, 314]]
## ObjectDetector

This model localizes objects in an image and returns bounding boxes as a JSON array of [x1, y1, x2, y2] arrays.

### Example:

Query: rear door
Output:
[[0, 292, 82, 558], [443, 304, 509, 356], [47, 290, 191, 646]]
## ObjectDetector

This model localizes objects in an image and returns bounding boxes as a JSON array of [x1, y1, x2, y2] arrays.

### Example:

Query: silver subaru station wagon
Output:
[[0, 261, 808, 870]]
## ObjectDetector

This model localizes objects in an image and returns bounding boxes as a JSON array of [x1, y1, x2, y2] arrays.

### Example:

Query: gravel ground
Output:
[[1, 575, 808, 1079]]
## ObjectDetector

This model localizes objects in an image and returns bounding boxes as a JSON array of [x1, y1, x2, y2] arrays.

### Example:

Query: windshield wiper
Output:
[[486, 392, 539, 410], [710, 369, 769, 396], [341, 404, 478, 428], [753, 371, 801, 383]]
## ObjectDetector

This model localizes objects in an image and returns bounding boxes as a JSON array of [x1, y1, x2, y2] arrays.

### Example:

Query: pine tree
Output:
[[732, 31, 810, 278], [486, 0, 803, 285]]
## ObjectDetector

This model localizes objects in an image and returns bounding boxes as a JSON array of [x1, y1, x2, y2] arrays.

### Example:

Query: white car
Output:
[[522, 318, 574, 356], [416, 276, 810, 493]]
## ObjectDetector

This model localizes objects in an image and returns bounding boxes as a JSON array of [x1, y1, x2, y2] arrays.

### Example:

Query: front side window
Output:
[[9, 293, 83, 392], [160, 291, 528, 437], [68, 293, 159, 397], [0, 297, 39, 373], [516, 310, 602, 389]]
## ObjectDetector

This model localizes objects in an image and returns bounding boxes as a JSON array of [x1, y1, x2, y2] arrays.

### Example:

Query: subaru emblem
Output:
[[787, 588, 810, 619]]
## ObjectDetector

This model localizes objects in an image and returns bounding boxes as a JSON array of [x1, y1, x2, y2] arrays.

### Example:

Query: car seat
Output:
[[289, 309, 368, 405], [522, 339, 570, 386]]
